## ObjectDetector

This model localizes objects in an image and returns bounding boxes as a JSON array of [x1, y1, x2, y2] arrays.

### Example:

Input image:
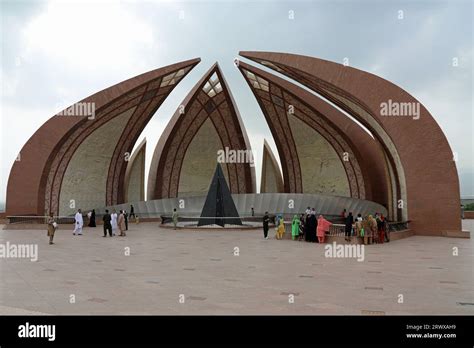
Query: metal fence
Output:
[[328, 224, 346, 236], [328, 221, 410, 236], [388, 221, 410, 232]]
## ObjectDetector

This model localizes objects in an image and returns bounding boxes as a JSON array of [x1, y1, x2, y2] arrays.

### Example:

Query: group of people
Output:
[[262, 208, 333, 243], [102, 209, 127, 237], [297, 208, 333, 243], [46, 205, 138, 244], [82, 208, 133, 237], [344, 211, 389, 245], [262, 207, 390, 245]]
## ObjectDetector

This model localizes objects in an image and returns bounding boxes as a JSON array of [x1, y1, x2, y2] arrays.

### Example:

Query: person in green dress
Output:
[[291, 215, 300, 241]]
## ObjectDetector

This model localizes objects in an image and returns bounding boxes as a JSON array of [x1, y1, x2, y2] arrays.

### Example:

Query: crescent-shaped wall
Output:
[[239, 51, 461, 235], [238, 62, 359, 198], [6, 58, 200, 216], [238, 61, 391, 212], [238, 61, 395, 209], [147, 63, 256, 200]]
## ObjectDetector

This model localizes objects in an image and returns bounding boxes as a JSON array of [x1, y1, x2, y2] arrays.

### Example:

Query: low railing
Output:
[[328, 220, 410, 236], [160, 215, 271, 225], [160, 214, 343, 226], [328, 223, 346, 236], [7, 216, 75, 225]]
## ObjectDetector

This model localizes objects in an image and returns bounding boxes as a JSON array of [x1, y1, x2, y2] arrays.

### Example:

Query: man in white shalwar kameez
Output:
[[111, 210, 118, 236], [73, 209, 83, 235]]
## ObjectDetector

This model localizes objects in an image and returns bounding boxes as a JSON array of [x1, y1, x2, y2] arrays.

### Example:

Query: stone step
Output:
[[442, 230, 471, 239], [390, 229, 414, 241]]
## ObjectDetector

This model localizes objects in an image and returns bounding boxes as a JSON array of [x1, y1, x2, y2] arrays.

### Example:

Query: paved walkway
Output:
[[0, 221, 472, 315]]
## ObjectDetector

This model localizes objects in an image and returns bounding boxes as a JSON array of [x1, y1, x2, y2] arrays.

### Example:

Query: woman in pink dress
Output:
[[316, 215, 332, 243]]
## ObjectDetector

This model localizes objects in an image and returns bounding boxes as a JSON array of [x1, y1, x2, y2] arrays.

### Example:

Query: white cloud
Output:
[[21, 0, 155, 70]]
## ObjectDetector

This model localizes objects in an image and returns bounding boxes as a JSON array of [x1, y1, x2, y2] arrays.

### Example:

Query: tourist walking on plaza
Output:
[[111, 209, 118, 236], [130, 205, 135, 220], [291, 215, 300, 241], [355, 214, 363, 238], [275, 216, 285, 240], [172, 208, 178, 230], [304, 207, 311, 228], [377, 214, 386, 244], [345, 212, 354, 242], [362, 216, 369, 244], [103, 210, 113, 237], [312, 209, 318, 242], [317, 215, 332, 243], [73, 209, 83, 235], [262, 211, 269, 239], [88, 209, 96, 227], [118, 210, 126, 236], [47, 212, 57, 245], [305, 211, 317, 242], [124, 210, 129, 230], [368, 215, 378, 244], [299, 214, 305, 241]]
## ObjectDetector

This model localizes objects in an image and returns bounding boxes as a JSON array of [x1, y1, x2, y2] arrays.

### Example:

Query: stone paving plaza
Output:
[[0, 221, 473, 315]]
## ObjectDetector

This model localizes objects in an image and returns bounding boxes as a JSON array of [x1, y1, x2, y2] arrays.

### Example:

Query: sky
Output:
[[0, 0, 473, 210]]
